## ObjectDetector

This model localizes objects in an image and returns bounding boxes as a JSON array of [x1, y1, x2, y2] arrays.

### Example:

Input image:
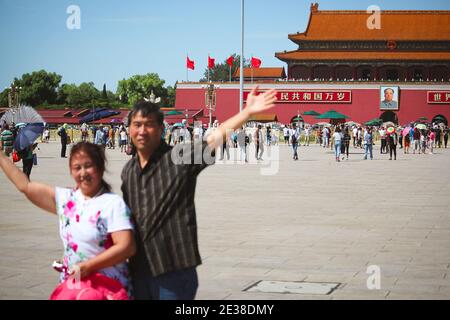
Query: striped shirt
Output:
[[1, 130, 14, 149], [121, 140, 215, 277]]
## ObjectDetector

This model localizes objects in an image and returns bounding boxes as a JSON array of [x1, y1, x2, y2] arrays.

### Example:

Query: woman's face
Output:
[[70, 151, 102, 197]]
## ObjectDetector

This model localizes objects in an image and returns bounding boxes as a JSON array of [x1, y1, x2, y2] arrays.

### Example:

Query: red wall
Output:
[[175, 84, 450, 125]]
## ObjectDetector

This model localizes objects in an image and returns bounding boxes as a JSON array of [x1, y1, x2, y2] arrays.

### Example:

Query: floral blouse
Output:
[[55, 187, 134, 294]]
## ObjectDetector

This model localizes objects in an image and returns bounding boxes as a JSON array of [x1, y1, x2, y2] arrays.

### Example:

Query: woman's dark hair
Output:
[[127, 100, 164, 127], [69, 142, 112, 192]]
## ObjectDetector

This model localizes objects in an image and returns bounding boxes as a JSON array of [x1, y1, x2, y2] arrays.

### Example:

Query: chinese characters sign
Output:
[[428, 91, 450, 104], [244, 90, 352, 103]]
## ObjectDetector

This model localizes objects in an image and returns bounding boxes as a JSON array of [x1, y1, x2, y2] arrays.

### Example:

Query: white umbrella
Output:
[[345, 121, 361, 127], [316, 122, 332, 127]]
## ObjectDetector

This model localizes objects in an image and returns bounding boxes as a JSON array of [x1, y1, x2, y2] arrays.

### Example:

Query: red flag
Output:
[[186, 57, 195, 70], [226, 56, 234, 67], [208, 56, 215, 69], [251, 57, 262, 68]]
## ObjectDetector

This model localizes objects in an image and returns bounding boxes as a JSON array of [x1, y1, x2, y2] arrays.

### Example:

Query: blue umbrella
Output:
[[79, 109, 121, 123], [13, 123, 44, 151]]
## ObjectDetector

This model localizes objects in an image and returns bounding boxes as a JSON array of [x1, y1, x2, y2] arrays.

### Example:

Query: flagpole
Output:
[[186, 54, 188, 82], [208, 54, 210, 83], [239, 0, 244, 112]]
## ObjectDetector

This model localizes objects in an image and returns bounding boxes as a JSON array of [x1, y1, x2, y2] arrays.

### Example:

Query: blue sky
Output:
[[1, 0, 449, 92]]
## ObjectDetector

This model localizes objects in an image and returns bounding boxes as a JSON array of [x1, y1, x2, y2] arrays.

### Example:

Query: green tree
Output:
[[102, 84, 108, 100], [163, 85, 176, 107], [116, 73, 168, 107], [0, 89, 8, 107], [58, 82, 101, 107], [13, 70, 62, 106], [200, 54, 250, 82]]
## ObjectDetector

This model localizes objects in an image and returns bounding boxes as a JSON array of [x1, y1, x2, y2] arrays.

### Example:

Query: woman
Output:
[[403, 130, 410, 154], [388, 131, 398, 160], [333, 127, 342, 162], [0, 141, 136, 299], [444, 127, 449, 148], [342, 127, 351, 160]]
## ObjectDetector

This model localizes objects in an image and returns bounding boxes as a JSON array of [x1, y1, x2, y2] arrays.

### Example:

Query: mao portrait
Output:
[[380, 87, 399, 110]]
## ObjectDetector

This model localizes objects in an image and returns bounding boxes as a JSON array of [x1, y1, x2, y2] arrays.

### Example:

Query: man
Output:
[[379, 127, 387, 154], [291, 124, 300, 160], [303, 126, 310, 146], [121, 86, 276, 300], [364, 127, 373, 160], [283, 125, 290, 145], [352, 126, 358, 147], [57, 123, 68, 158], [380, 88, 398, 110], [1, 124, 14, 157], [254, 125, 264, 161]]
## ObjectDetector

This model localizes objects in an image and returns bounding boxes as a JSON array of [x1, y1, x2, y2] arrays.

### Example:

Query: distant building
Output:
[[233, 67, 286, 82]]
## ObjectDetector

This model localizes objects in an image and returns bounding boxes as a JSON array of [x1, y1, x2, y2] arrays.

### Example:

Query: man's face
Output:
[[384, 89, 394, 102], [129, 111, 164, 153]]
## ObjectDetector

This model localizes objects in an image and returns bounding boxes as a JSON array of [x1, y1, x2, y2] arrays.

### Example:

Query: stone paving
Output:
[[1, 140, 450, 299]]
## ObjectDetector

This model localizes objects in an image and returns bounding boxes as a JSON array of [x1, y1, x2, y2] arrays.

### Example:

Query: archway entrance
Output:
[[380, 111, 398, 124], [432, 115, 448, 126]]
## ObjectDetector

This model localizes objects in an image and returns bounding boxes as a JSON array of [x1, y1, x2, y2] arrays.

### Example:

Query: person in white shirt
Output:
[[333, 127, 343, 162], [303, 127, 310, 146], [379, 127, 387, 154], [283, 126, 290, 145], [352, 127, 358, 147]]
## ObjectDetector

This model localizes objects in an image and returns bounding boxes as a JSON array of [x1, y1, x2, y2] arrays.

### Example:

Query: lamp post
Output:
[[239, 0, 245, 112], [203, 83, 219, 128], [7, 84, 22, 123]]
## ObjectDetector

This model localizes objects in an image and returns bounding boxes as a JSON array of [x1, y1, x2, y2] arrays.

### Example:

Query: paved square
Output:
[[1, 141, 449, 299]]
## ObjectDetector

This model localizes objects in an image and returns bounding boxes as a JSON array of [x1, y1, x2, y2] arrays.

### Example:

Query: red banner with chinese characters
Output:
[[428, 91, 450, 104], [244, 90, 352, 103]]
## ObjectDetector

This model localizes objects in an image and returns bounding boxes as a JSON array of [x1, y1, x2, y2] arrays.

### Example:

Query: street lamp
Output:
[[202, 83, 219, 128], [8, 84, 22, 109], [7, 84, 22, 123]]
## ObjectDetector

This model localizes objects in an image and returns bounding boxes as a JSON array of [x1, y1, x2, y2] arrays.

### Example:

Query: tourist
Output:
[[444, 127, 449, 148], [283, 125, 290, 145], [254, 124, 264, 161], [58, 123, 69, 158], [420, 130, 427, 154], [379, 127, 387, 154], [403, 129, 411, 154], [291, 124, 300, 161], [428, 129, 435, 154], [413, 127, 421, 154], [303, 126, 310, 146], [0, 124, 14, 157], [0, 141, 136, 299], [364, 127, 373, 160], [120, 87, 277, 300], [342, 127, 351, 160], [119, 128, 128, 153], [388, 130, 398, 160], [333, 127, 342, 162]]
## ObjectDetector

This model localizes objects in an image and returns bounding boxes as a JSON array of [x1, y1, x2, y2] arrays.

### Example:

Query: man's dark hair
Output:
[[384, 88, 394, 94], [128, 100, 164, 127]]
